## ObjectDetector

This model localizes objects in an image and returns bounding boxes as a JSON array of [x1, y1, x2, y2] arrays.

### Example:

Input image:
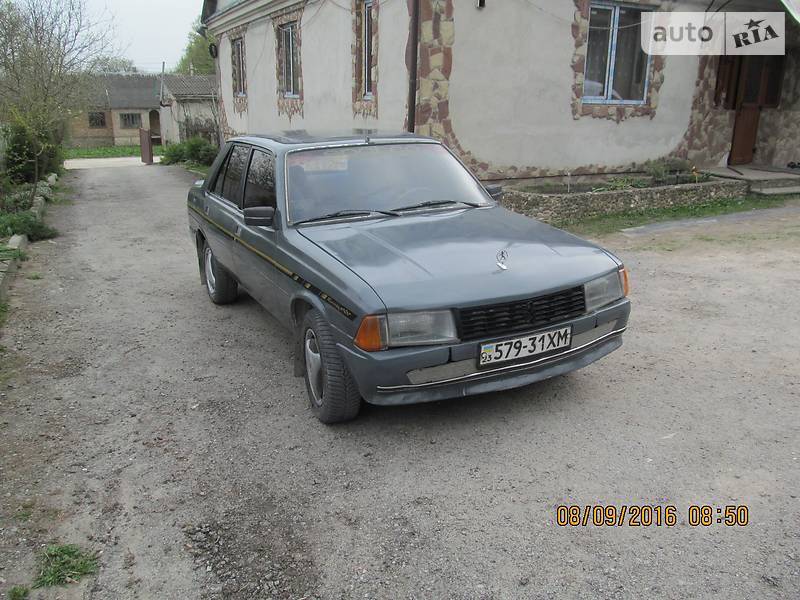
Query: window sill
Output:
[[283, 93, 301, 99], [582, 97, 647, 106]]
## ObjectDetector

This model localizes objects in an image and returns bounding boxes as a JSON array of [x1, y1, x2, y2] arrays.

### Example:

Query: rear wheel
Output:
[[201, 241, 238, 304], [301, 309, 361, 423]]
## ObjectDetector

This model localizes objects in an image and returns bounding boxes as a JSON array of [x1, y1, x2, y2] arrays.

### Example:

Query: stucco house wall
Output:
[[214, 0, 410, 136], [204, 0, 799, 179], [161, 99, 219, 144]]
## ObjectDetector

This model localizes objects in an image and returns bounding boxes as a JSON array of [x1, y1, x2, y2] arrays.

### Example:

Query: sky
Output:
[[84, 0, 203, 73]]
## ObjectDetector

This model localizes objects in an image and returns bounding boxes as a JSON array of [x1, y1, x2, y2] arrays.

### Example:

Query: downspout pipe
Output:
[[407, 0, 420, 133]]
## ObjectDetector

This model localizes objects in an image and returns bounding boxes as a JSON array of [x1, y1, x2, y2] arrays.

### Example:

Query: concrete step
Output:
[[752, 185, 800, 196]]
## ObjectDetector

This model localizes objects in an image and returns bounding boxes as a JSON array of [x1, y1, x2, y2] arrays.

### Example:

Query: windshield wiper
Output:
[[293, 209, 399, 226], [390, 199, 482, 212]]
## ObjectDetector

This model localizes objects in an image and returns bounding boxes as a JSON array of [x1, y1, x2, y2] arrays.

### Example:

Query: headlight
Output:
[[584, 267, 628, 313], [354, 310, 459, 351]]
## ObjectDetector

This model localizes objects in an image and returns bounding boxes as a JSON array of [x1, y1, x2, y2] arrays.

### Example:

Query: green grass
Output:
[[557, 194, 795, 237], [26, 272, 42, 280], [0, 304, 7, 329], [32, 544, 97, 588], [0, 213, 57, 241], [63, 145, 164, 159], [7, 586, 29, 600], [0, 246, 24, 261], [183, 161, 210, 177]]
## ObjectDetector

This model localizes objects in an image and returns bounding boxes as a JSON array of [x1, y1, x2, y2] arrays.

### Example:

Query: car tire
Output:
[[201, 240, 238, 304], [301, 309, 362, 423]]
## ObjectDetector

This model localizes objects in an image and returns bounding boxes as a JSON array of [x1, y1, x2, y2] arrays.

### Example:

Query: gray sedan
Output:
[[187, 132, 630, 423]]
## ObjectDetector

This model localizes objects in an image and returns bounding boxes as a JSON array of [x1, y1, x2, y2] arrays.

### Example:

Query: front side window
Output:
[[243, 149, 277, 210], [583, 4, 650, 103], [120, 113, 141, 129], [88, 111, 106, 128], [231, 37, 246, 96], [286, 144, 491, 224], [279, 22, 300, 96]]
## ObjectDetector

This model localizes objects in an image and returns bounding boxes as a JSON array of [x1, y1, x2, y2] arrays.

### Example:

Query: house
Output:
[[69, 74, 161, 148], [200, 0, 800, 181], [159, 74, 220, 145]]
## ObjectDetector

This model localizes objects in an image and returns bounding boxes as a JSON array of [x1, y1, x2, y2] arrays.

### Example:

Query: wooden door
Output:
[[730, 56, 765, 165]]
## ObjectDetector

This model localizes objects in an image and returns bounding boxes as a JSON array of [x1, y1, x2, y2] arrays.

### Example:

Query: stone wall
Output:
[[757, 24, 800, 168], [500, 178, 748, 224]]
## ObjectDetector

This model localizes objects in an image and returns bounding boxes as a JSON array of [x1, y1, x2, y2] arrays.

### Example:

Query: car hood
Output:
[[298, 206, 618, 310]]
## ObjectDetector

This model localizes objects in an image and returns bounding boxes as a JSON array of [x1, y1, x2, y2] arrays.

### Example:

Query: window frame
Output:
[[119, 112, 142, 129], [582, 2, 652, 106], [279, 22, 300, 98], [88, 111, 107, 129], [231, 37, 246, 97], [362, 0, 374, 99]]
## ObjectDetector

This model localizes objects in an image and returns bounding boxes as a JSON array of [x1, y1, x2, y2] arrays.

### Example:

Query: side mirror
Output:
[[244, 206, 275, 227], [485, 183, 503, 200]]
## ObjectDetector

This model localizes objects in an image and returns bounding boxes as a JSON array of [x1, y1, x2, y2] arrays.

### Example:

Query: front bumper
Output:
[[335, 297, 630, 406]]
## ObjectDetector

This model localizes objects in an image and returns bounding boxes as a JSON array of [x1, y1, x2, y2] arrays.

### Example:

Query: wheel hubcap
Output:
[[304, 329, 324, 405], [204, 247, 216, 295]]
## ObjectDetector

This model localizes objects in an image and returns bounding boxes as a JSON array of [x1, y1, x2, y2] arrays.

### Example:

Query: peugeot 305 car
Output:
[[187, 132, 630, 423]]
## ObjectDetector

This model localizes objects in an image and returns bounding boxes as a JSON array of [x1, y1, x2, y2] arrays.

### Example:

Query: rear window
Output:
[[214, 145, 249, 205]]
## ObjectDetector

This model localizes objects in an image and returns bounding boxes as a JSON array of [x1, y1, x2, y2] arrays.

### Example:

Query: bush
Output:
[[162, 138, 219, 167], [0, 212, 57, 241], [0, 189, 33, 213], [2, 123, 63, 184], [161, 143, 187, 165], [643, 158, 692, 182]]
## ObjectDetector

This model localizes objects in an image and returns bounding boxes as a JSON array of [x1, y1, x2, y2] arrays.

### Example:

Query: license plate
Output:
[[478, 326, 572, 367]]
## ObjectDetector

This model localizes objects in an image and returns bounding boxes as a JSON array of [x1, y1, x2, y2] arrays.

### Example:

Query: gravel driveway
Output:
[[0, 165, 798, 599]]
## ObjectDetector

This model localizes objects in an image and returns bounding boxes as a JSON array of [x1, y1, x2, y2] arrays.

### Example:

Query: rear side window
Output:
[[243, 149, 277, 209], [221, 146, 250, 205], [212, 151, 231, 196]]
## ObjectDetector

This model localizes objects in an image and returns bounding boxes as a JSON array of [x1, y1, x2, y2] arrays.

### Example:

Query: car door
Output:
[[203, 144, 250, 270], [234, 148, 286, 314]]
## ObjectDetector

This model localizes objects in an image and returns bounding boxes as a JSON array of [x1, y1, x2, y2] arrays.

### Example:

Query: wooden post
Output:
[[139, 128, 154, 165]]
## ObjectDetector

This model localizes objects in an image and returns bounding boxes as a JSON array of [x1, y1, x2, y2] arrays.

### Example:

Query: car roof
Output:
[[230, 130, 439, 152]]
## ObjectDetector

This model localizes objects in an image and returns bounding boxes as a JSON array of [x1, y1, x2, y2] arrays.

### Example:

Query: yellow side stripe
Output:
[[188, 202, 356, 320]]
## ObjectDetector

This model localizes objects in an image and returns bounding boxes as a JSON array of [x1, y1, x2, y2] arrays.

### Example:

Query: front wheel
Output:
[[301, 310, 362, 423]]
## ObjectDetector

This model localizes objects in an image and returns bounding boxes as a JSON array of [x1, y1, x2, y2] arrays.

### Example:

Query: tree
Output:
[[0, 0, 113, 183], [175, 19, 216, 75], [94, 56, 138, 74]]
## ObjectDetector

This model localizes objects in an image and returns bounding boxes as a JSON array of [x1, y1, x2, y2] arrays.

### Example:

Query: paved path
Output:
[[64, 155, 162, 170], [0, 166, 798, 599]]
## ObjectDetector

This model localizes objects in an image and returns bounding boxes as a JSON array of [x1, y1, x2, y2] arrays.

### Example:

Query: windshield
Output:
[[285, 143, 492, 224]]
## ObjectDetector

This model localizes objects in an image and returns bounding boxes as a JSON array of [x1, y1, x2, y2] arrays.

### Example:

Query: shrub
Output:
[[195, 143, 219, 166], [162, 138, 219, 166], [0, 190, 33, 213], [0, 212, 57, 241], [184, 137, 218, 166], [643, 158, 692, 182], [2, 123, 63, 184], [161, 143, 187, 165]]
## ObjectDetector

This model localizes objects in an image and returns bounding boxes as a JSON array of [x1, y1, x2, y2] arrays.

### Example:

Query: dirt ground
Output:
[[0, 165, 798, 599]]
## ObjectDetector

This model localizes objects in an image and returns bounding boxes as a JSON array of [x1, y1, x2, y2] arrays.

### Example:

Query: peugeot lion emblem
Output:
[[496, 249, 509, 270]]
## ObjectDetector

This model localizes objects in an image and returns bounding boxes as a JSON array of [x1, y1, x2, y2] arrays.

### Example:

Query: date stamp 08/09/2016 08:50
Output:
[[556, 505, 750, 528]]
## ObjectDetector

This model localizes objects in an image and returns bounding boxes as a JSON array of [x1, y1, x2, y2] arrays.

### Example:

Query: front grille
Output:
[[458, 286, 586, 341]]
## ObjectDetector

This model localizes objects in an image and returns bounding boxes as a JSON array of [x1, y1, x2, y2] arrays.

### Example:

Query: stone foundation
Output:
[[501, 178, 748, 224]]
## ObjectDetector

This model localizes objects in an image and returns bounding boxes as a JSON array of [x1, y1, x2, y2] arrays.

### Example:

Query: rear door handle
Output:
[[235, 225, 242, 236]]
